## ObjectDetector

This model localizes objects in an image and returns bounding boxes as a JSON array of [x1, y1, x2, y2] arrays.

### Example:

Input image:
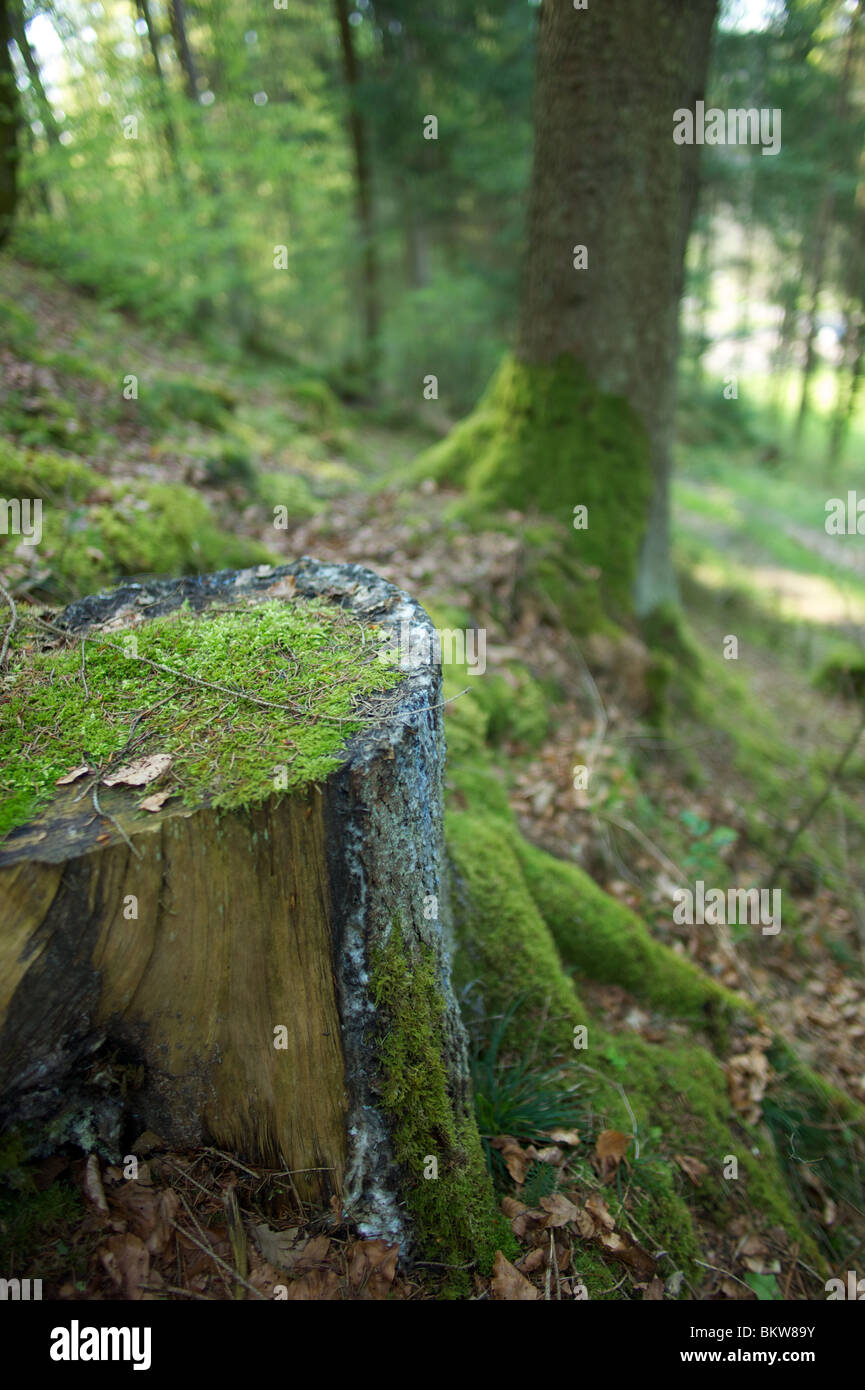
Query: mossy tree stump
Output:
[[0, 560, 497, 1260]]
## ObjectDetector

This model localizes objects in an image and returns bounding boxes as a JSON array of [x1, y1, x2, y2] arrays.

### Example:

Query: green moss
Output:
[[287, 379, 344, 432], [145, 376, 236, 429], [370, 918, 514, 1285], [0, 598, 404, 836], [515, 836, 741, 1033], [0, 438, 271, 601], [440, 667, 844, 1286], [0, 298, 39, 354], [448, 811, 586, 1041], [416, 355, 652, 617], [813, 644, 865, 702], [255, 471, 322, 520]]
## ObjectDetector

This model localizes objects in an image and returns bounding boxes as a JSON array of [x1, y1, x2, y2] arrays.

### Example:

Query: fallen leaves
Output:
[[138, 788, 174, 813], [595, 1128, 630, 1180], [103, 753, 173, 788], [56, 763, 92, 785], [499, 1184, 658, 1297], [674, 1154, 708, 1186], [491, 1250, 539, 1300], [490, 1134, 532, 1185], [727, 1033, 773, 1124]]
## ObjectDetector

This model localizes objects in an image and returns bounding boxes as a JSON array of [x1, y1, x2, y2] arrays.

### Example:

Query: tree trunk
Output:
[[794, 0, 861, 442], [134, 0, 186, 189], [168, 0, 200, 102], [518, 0, 717, 616], [0, 0, 20, 246], [333, 0, 381, 377], [0, 560, 496, 1257], [9, 2, 59, 145]]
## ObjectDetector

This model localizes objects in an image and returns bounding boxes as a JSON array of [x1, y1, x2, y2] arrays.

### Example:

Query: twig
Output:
[[24, 611, 467, 725], [170, 1219, 267, 1301], [138, 1283, 215, 1300], [92, 783, 142, 859], [694, 1258, 752, 1291], [0, 577, 17, 669], [764, 704, 865, 886]]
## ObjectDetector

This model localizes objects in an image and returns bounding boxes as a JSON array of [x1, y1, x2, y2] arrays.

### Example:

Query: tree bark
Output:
[[0, 560, 478, 1251], [9, 1, 59, 144], [517, 0, 717, 615], [0, 0, 20, 246], [794, 0, 861, 442], [168, 0, 200, 103], [333, 0, 381, 377]]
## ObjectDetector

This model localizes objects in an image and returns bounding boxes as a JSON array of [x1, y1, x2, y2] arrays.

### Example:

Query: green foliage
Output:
[[146, 378, 236, 430], [469, 997, 583, 1178], [813, 645, 865, 702], [679, 809, 738, 880]]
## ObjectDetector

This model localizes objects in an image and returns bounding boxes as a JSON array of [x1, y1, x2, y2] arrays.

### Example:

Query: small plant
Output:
[[679, 809, 737, 880], [521, 1160, 559, 1207], [470, 997, 583, 1182]]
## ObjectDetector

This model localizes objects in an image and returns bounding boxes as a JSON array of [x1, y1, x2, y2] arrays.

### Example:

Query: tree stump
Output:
[[0, 559, 491, 1256]]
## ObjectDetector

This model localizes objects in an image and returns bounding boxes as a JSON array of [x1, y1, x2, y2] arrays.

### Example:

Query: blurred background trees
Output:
[[4, 0, 865, 463]]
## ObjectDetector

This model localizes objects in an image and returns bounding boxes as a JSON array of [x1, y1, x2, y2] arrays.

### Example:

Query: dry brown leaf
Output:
[[532, 1145, 564, 1165], [103, 753, 172, 788], [544, 1128, 581, 1147], [585, 1192, 616, 1231], [596, 1130, 630, 1162], [83, 1153, 108, 1216], [540, 1192, 579, 1227], [265, 576, 297, 600], [596, 1128, 631, 1180], [675, 1153, 709, 1186], [515, 1247, 547, 1275], [56, 764, 91, 785], [138, 788, 174, 812], [109, 1183, 177, 1256], [100, 1232, 150, 1300], [643, 1277, 665, 1300], [490, 1134, 531, 1185], [251, 1222, 300, 1272], [347, 1238, 399, 1298], [491, 1250, 539, 1301], [283, 1268, 341, 1300]]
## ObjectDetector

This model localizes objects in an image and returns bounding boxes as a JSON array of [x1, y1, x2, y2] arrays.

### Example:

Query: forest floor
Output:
[[2, 261, 864, 1301]]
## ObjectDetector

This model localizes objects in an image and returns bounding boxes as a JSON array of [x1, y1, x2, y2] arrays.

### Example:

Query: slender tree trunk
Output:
[[168, 0, 200, 102], [828, 308, 864, 469], [795, 0, 860, 441], [517, 0, 718, 616], [333, 0, 381, 377], [134, 0, 185, 189], [9, 2, 58, 144], [0, 0, 19, 246]]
